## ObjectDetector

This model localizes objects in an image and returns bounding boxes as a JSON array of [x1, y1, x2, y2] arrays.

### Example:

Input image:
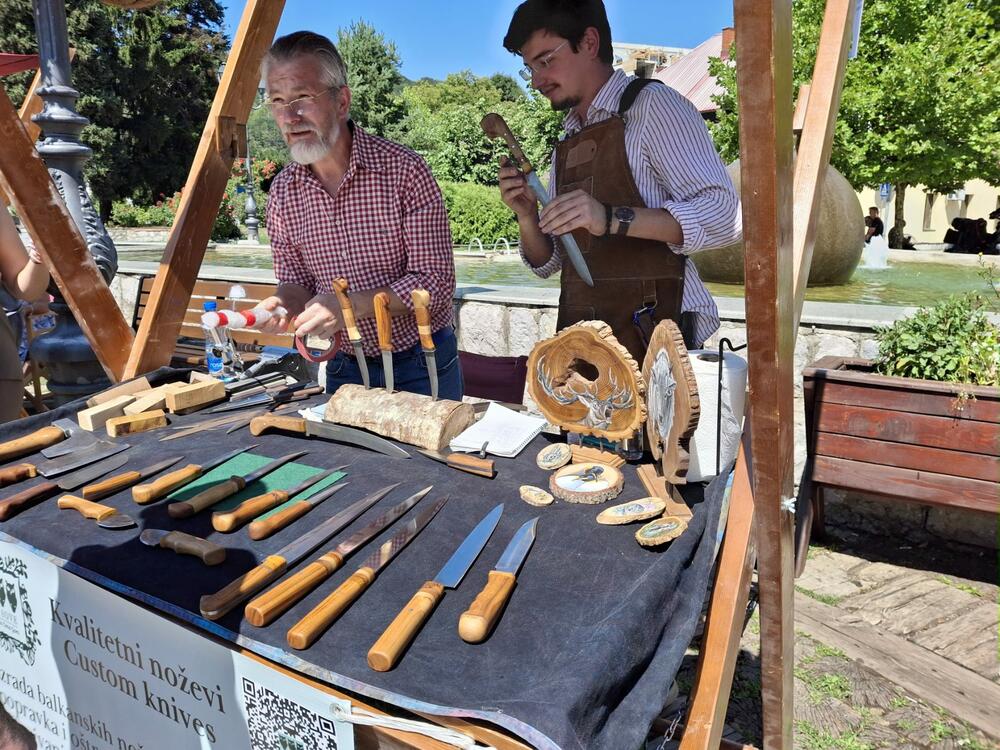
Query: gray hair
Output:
[[262, 31, 348, 90]]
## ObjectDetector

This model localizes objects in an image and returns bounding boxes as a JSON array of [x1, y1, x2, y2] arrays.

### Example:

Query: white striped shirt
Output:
[[525, 69, 742, 346]]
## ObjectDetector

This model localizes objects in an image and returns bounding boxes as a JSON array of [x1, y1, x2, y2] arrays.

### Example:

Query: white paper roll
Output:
[[686, 350, 748, 481]]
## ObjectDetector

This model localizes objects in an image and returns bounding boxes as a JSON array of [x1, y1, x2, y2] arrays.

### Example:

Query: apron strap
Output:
[[618, 78, 665, 117]]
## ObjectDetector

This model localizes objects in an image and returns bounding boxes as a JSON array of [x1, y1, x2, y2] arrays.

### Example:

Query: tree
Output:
[[336, 20, 405, 135], [707, 0, 1000, 246], [0, 0, 228, 222]]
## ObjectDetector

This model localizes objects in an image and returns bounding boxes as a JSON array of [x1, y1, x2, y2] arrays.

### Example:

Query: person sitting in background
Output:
[[864, 207, 884, 244], [0, 207, 49, 424]]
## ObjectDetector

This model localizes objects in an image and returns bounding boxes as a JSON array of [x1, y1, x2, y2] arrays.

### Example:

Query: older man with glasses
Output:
[[257, 31, 462, 400]]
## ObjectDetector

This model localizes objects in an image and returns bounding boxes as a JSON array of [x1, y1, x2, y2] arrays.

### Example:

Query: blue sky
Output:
[[218, 1, 734, 82]]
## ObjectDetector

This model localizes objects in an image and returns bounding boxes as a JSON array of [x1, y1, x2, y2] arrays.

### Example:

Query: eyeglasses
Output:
[[518, 41, 568, 82], [267, 87, 336, 117]]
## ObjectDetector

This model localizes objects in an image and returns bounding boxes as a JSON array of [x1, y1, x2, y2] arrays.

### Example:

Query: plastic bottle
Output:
[[202, 301, 227, 377]]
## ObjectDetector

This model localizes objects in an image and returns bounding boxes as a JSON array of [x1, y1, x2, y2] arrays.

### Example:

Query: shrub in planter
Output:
[[438, 181, 520, 246]]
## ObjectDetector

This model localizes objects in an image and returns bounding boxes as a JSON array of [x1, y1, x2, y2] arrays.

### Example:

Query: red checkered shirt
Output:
[[266, 124, 455, 357]]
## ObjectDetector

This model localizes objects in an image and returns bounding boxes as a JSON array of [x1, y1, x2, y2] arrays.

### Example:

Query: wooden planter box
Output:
[[799, 357, 1000, 553]]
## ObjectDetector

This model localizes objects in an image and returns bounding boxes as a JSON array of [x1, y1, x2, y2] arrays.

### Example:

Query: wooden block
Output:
[[123, 382, 186, 415], [189, 371, 215, 384], [84, 377, 151, 408], [106, 410, 168, 437], [570, 445, 625, 468], [166, 379, 226, 415], [77, 395, 136, 432]]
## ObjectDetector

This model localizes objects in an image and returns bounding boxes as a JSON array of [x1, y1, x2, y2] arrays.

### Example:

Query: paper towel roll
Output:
[[686, 350, 748, 481]]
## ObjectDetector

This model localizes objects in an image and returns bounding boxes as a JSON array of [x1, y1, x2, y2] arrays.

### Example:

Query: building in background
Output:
[[612, 42, 689, 79], [651, 27, 734, 116]]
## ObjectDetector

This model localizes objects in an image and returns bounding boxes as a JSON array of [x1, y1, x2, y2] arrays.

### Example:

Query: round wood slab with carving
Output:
[[548, 462, 624, 504]]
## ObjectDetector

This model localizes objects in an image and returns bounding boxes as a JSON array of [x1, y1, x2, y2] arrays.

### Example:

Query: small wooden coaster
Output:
[[635, 463, 693, 521], [569, 445, 625, 468], [596, 497, 666, 525], [536, 443, 572, 470], [520, 485, 553, 506], [549, 462, 624, 504], [635, 515, 689, 547]]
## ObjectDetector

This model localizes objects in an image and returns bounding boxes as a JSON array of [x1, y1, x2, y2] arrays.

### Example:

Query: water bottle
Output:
[[202, 301, 226, 377]]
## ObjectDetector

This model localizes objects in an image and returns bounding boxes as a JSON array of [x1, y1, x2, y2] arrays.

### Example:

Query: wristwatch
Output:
[[614, 206, 635, 236]]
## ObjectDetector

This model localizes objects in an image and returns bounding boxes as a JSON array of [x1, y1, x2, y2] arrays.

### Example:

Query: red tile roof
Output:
[[652, 32, 730, 114]]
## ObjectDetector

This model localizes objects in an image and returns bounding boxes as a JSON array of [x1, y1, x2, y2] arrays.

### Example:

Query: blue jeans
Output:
[[324, 325, 463, 401]]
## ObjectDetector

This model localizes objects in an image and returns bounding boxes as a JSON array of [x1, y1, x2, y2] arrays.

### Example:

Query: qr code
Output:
[[243, 677, 340, 750]]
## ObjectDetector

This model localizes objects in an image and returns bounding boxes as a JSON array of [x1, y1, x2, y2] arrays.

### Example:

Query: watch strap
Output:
[[603, 203, 613, 236]]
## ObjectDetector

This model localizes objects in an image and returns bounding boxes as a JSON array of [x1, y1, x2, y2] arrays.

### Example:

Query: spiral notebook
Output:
[[449, 402, 546, 458]]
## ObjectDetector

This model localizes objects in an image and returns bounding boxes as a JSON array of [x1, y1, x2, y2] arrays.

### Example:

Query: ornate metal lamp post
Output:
[[242, 82, 266, 244], [28, 0, 118, 401]]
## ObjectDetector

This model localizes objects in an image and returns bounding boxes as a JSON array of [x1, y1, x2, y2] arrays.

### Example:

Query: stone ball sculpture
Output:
[[692, 159, 864, 286]]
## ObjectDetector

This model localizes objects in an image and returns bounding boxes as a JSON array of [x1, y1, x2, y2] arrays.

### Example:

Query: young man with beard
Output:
[[498, 0, 741, 359], [258, 31, 462, 399]]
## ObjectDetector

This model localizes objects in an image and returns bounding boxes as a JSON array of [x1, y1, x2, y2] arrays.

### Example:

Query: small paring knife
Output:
[[57, 495, 136, 529], [417, 449, 496, 478]]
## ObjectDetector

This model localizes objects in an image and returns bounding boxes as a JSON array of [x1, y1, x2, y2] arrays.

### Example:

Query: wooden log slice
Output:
[[641, 320, 700, 484], [548, 462, 624, 504], [596, 497, 666, 525], [527, 321, 646, 442]]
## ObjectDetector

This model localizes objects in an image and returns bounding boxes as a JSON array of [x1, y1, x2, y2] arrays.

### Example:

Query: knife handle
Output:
[[368, 580, 445, 671], [169, 476, 245, 519], [158, 531, 226, 566], [247, 500, 312, 540], [82, 470, 141, 501], [373, 292, 392, 352], [287, 566, 376, 650], [447, 453, 496, 478], [410, 290, 435, 352], [199, 554, 288, 620], [0, 463, 37, 487], [133, 464, 202, 504], [332, 278, 362, 342], [249, 415, 305, 437], [0, 426, 66, 463], [57, 495, 116, 520], [480, 113, 532, 172], [458, 570, 517, 643], [0, 481, 57, 521], [244, 551, 345, 627], [212, 489, 289, 532]]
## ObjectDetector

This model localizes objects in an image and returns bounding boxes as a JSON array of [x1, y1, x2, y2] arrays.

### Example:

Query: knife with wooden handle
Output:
[[57, 495, 119, 520], [140, 529, 226, 565], [0, 425, 69, 462], [81, 456, 182, 501], [333, 278, 370, 389], [417, 449, 496, 479], [211, 466, 345, 533], [410, 289, 438, 400], [0, 463, 37, 487], [373, 291, 394, 394], [132, 445, 254, 504]]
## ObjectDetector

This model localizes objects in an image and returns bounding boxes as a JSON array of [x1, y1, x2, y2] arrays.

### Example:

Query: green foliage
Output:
[[110, 187, 240, 242], [337, 20, 406, 135], [874, 294, 1000, 386], [247, 102, 289, 166], [438, 181, 520, 245]]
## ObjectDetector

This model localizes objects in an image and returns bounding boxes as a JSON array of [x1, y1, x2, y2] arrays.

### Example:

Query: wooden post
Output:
[[123, 0, 285, 378], [733, 0, 796, 748], [0, 84, 133, 381]]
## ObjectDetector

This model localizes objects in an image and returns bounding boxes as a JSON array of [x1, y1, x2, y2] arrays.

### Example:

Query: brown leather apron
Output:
[[554, 89, 685, 362]]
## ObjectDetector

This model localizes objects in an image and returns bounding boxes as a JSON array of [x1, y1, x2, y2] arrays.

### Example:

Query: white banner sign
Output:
[[0, 541, 355, 750]]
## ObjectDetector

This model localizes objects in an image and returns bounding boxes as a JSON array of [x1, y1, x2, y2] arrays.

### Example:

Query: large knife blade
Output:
[[80, 456, 183, 501], [410, 289, 438, 400], [35, 440, 129, 478], [249, 415, 410, 459], [333, 278, 370, 389], [368, 503, 503, 671], [287, 496, 448, 650], [245, 485, 431, 626], [199, 483, 401, 620], [373, 291, 394, 393], [459, 517, 538, 643], [0, 453, 130, 521]]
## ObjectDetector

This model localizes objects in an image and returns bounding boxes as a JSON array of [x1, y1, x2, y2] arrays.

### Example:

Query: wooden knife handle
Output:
[[458, 570, 517, 643], [0, 481, 57, 521], [368, 580, 445, 671], [82, 470, 141, 501], [373, 292, 392, 352], [332, 278, 361, 341], [169, 476, 245, 519], [410, 289, 435, 351], [57, 495, 116, 520], [212, 489, 289, 532], [447, 453, 496, 478], [244, 551, 345, 627], [0, 463, 37, 487], [133, 464, 202, 504], [199, 554, 288, 620], [0, 426, 66, 463], [480, 113, 531, 172], [287, 567, 375, 650], [247, 500, 311, 540], [158, 531, 226, 566], [249, 415, 305, 437]]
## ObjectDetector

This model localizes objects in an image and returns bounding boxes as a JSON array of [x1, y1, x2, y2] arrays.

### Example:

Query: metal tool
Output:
[[199, 483, 401, 620], [249, 415, 410, 459], [373, 291, 394, 393], [140, 529, 226, 566], [481, 113, 594, 287], [211, 465, 348, 533], [57, 496, 135, 529], [0, 453, 130, 521], [417, 449, 496, 479], [245, 486, 431, 627], [410, 289, 438, 400], [40, 418, 99, 458], [368, 503, 503, 671], [132, 444, 257, 504], [221, 401, 301, 436], [333, 278, 370, 389], [168, 450, 309, 519], [459, 517, 538, 643], [207, 381, 321, 413], [80, 456, 183, 501], [33, 440, 129, 478], [287, 495, 447, 650], [0, 418, 89, 462], [247, 480, 349, 541]]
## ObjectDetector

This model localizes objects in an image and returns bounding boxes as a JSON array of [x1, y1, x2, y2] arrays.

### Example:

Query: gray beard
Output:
[[288, 121, 341, 165]]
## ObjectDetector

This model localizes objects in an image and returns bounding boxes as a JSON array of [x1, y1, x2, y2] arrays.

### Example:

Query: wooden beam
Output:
[[791, 0, 855, 329], [123, 0, 284, 378], [792, 84, 810, 137], [0, 84, 133, 381], [733, 0, 796, 748]]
